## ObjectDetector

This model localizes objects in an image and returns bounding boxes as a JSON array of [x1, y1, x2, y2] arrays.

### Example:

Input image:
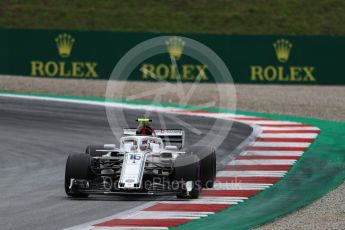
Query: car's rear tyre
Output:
[[65, 153, 92, 198], [174, 155, 201, 199], [185, 146, 216, 188], [85, 145, 105, 157]]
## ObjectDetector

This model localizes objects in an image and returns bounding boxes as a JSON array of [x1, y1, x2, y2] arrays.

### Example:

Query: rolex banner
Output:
[[0, 28, 345, 84]]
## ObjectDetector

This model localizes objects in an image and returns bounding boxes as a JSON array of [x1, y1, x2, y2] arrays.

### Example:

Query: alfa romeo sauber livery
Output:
[[65, 118, 216, 199]]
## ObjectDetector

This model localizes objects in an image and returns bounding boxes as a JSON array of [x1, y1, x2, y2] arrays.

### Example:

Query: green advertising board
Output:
[[0, 28, 344, 84]]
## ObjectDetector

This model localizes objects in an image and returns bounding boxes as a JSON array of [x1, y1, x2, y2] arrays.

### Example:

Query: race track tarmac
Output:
[[0, 97, 252, 230]]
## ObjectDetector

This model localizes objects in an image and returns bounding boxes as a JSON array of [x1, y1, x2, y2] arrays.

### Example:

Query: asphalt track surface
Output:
[[0, 97, 252, 230]]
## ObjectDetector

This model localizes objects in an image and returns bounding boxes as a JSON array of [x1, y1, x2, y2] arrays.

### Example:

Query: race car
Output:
[[65, 118, 216, 199]]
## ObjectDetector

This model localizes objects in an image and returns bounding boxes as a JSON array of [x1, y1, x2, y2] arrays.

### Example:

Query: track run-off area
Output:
[[0, 92, 344, 230]]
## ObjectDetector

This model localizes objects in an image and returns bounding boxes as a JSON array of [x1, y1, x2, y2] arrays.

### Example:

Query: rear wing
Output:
[[123, 128, 185, 149], [155, 129, 185, 149]]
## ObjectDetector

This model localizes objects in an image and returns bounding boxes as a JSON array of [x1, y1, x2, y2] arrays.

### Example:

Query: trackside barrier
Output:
[[1, 28, 345, 84]]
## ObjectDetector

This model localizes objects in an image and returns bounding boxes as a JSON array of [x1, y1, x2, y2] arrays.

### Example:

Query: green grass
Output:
[[1, 0, 345, 35]]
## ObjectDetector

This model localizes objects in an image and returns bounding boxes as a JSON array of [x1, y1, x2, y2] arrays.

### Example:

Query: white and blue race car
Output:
[[65, 118, 216, 199]]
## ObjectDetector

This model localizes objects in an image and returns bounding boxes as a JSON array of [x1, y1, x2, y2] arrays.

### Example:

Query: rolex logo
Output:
[[273, 38, 292, 63], [55, 33, 75, 58], [251, 38, 316, 83], [166, 36, 185, 60]]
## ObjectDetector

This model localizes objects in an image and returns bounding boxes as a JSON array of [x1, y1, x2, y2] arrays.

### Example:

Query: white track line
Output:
[[228, 159, 296, 165], [120, 211, 211, 219], [258, 133, 318, 138], [159, 200, 239, 205], [241, 151, 304, 156], [260, 126, 319, 131], [217, 171, 286, 177], [198, 196, 247, 201], [252, 142, 311, 147], [0, 93, 239, 118], [160, 197, 246, 204], [91, 228, 168, 230], [241, 121, 303, 125], [212, 183, 271, 190]]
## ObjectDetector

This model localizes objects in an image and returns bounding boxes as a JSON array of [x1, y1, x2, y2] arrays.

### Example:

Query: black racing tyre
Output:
[[65, 153, 92, 198], [185, 146, 216, 188], [85, 145, 105, 157], [174, 154, 201, 199]]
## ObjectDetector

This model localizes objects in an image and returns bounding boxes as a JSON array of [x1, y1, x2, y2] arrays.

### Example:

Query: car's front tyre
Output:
[[185, 146, 217, 188], [65, 153, 92, 198], [174, 154, 201, 199]]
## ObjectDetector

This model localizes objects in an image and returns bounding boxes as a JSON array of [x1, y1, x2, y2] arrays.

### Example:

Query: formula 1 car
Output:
[[65, 118, 216, 199]]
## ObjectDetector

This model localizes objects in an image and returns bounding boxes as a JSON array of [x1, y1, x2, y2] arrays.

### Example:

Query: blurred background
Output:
[[1, 0, 344, 120], [1, 0, 344, 35]]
